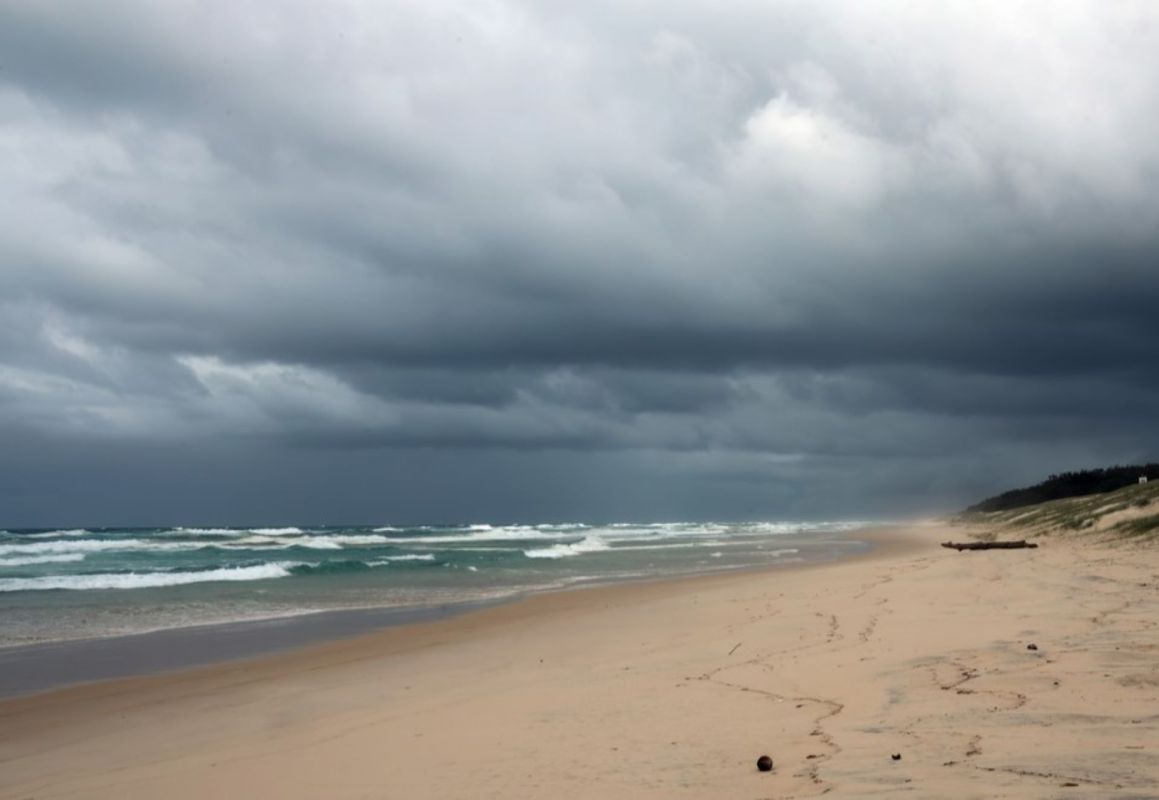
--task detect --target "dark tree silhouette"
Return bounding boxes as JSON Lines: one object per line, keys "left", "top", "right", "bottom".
{"left": 967, "top": 464, "right": 1159, "bottom": 513}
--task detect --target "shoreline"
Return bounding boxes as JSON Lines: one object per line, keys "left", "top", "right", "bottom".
{"left": 0, "top": 520, "right": 873, "bottom": 650}
{"left": 0, "top": 527, "right": 892, "bottom": 699}
{"left": 5, "top": 520, "right": 1154, "bottom": 797}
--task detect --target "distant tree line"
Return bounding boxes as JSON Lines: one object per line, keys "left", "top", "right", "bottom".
{"left": 967, "top": 464, "right": 1159, "bottom": 513}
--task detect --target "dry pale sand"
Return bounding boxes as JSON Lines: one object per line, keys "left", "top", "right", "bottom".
{"left": 1, "top": 522, "right": 1157, "bottom": 799}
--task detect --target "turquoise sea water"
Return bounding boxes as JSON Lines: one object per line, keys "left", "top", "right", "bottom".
{"left": 0, "top": 521, "right": 871, "bottom": 646}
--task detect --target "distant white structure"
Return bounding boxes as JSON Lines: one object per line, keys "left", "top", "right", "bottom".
{"left": 1141, "top": 476, "right": 1149, "bottom": 484}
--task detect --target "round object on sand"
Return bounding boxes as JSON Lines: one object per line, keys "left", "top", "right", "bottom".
{"left": 756, "top": 755, "right": 774, "bottom": 772}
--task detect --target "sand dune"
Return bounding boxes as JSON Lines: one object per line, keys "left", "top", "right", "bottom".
{"left": 1, "top": 522, "right": 1157, "bottom": 798}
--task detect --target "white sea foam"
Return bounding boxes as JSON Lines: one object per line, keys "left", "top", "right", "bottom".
{"left": 291, "top": 538, "right": 342, "bottom": 550}
{"left": 598, "top": 520, "right": 866, "bottom": 538}
{"left": 0, "top": 562, "right": 298, "bottom": 592}
{"left": 213, "top": 534, "right": 391, "bottom": 551}
{"left": 441, "top": 546, "right": 523, "bottom": 552}
{"left": 386, "top": 528, "right": 575, "bottom": 545}
{"left": 25, "top": 529, "right": 89, "bottom": 538}
{"left": 742, "top": 521, "right": 868, "bottom": 535}
{"left": 275, "top": 534, "right": 389, "bottom": 550}
{"left": 384, "top": 519, "right": 858, "bottom": 548}
{"left": 247, "top": 527, "right": 305, "bottom": 536}
{"left": 0, "top": 539, "right": 189, "bottom": 556}
{"left": 523, "top": 534, "right": 611, "bottom": 559}
{"left": 321, "top": 535, "right": 391, "bottom": 547}
{"left": 0, "top": 553, "right": 87, "bottom": 567}
{"left": 372, "top": 526, "right": 402, "bottom": 532}
{"left": 367, "top": 554, "right": 437, "bottom": 566}
{"left": 605, "top": 523, "right": 728, "bottom": 538}
{"left": 555, "top": 524, "right": 723, "bottom": 544}
{"left": 211, "top": 536, "right": 288, "bottom": 548}
{"left": 171, "top": 527, "right": 239, "bottom": 536}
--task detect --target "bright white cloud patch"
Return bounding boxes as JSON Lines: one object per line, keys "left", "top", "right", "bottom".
{"left": 735, "top": 91, "right": 904, "bottom": 207}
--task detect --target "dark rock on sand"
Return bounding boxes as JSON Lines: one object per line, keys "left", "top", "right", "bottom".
{"left": 756, "top": 755, "right": 774, "bottom": 772}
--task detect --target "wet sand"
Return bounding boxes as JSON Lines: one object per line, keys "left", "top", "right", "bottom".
{"left": 1, "top": 522, "right": 1156, "bottom": 798}
{"left": 0, "top": 600, "right": 500, "bottom": 699}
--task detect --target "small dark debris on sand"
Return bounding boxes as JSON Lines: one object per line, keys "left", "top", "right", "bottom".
{"left": 756, "top": 755, "right": 774, "bottom": 772}
{"left": 1027, "top": 643, "right": 1039, "bottom": 651}
{"left": 891, "top": 753, "right": 902, "bottom": 761}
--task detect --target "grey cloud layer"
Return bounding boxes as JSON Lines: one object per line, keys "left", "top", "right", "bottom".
{"left": 1, "top": 0, "right": 1157, "bottom": 523}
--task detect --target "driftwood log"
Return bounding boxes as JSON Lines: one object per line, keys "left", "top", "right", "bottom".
{"left": 941, "top": 540, "right": 1038, "bottom": 551}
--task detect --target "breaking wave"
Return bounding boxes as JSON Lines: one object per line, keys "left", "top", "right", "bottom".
{"left": 24, "top": 529, "right": 90, "bottom": 538}
{"left": 0, "top": 563, "right": 297, "bottom": 592}
{"left": 170, "top": 527, "right": 238, "bottom": 536}
{"left": 385, "top": 528, "right": 574, "bottom": 545}
{"left": 0, "top": 539, "right": 188, "bottom": 557}
{"left": 0, "top": 553, "right": 87, "bottom": 567}
{"left": 524, "top": 534, "right": 611, "bottom": 559}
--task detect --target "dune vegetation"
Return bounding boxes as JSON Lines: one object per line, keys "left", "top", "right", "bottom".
{"left": 956, "top": 478, "right": 1159, "bottom": 541}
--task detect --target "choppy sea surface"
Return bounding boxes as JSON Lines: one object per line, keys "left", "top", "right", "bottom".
{"left": 0, "top": 521, "right": 872, "bottom": 646}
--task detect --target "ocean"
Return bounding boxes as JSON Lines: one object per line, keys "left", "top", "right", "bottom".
{"left": 0, "top": 521, "right": 872, "bottom": 648}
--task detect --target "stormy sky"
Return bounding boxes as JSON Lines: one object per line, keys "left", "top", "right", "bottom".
{"left": 1, "top": 1, "right": 1157, "bottom": 526}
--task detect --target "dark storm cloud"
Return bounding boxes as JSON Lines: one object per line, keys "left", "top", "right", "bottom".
{"left": 1, "top": 0, "right": 1158, "bottom": 524}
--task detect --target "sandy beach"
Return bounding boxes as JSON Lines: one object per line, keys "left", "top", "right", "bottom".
{"left": 1, "top": 521, "right": 1157, "bottom": 799}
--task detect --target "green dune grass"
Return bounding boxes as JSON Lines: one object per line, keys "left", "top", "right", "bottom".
{"left": 955, "top": 479, "right": 1159, "bottom": 541}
